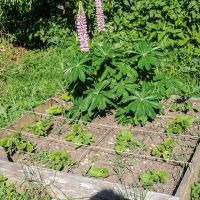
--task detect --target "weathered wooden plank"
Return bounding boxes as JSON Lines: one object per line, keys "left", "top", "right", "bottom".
{"left": 0, "top": 159, "right": 179, "bottom": 200}
{"left": 175, "top": 142, "right": 200, "bottom": 200}
{"left": 0, "top": 147, "right": 8, "bottom": 161}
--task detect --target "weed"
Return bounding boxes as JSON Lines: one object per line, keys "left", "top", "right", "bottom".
{"left": 192, "top": 182, "right": 200, "bottom": 200}
{"left": 0, "top": 174, "right": 51, "bottom": 200}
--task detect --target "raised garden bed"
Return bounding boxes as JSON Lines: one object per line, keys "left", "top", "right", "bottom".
{"left": 0, "top": 94, "right": 200, "bottom": 200}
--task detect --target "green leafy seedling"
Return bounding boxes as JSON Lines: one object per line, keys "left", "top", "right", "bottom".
{"left": 151, "top": 138, "right": 175, "bottom": 159}
{"left": 65, "top": 124, "right": 95, "bottom": 148}
{"left": 61, "top": 92, "right": 74, "bottom": 102}
{"left": 47, "top": 105, "right": 63, "bottom": 115}
{"left": 0, "top": 132, "right": 36, "bottom": 154}
{"left": 88, "top": 167, "right": 110, "bottom": 178}
{"left": 170, "top": 98, "right": 193, "bottom": 113}
{"left": 166, "top": 115, "right": 195, "bottom": 134}
{"left": 115, "top": 130, "right": 143, "bottom": 154}
{"left": 33, "top": 150, "right": 75, "bottom": 171}
{"left": 26, "top": 118, "right": 53, "bottom": 136}
{"left": 140, "top": 170, "right": 169, "bottom": 189}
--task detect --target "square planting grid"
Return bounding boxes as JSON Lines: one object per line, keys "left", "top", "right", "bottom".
{"left": 73, "top": 148, "right": 183, "bottom": 195}
{"left": 0, "top": 96, "right": 200, "bottom": 197}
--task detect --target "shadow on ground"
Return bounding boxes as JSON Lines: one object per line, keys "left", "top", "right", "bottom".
{"left": 89, "top": 189, "right": 127, "bottom": 200}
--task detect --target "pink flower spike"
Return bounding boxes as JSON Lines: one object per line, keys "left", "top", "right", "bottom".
{"left": 76, "top": 2, "right": 90, "bottom": 52}
{"left": 95, "top": 0, "right": 106, "bottom": 32}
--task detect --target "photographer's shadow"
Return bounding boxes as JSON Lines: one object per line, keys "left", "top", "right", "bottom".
{"left": 90, "top": 189, "right": 128, "bottom": 200}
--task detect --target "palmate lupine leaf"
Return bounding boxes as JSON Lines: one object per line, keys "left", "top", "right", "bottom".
{"left": 111, "top": 78, "right": 138, "bottom": 98}
{"left": 82, "top": 81, "right": 115, "bottom": 113}
{"left": 67, "top": 81, "right": 115, "bottom": 121}
{"left": 64, "top": 53, "right": 92, "bottom": 84}
{"left": 127, "top": 41, "right": 162, "bottom": 70}
{"left": 154, "top": 73, "right": 183, "bottom": 97}
{"left": 116, "top": 83, "right": 163, "bottom": 125}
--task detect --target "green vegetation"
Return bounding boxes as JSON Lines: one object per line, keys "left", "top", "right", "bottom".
{"left": 33, "top": 150, "right": 75, "bottom": 171}
{"left": 26, "top": 118, "right": 53, "bottom": 137}
{"left": 65, "top": 124, "right": 95, "bottom": 148}
{"left": 61, "top": 92, "right": 74, "bottom": 102}
{"left": 114, "top": 130, "right": 143, "bottom": 155}
{"left": 170, "top": 98, "right": 193, "bottom": 113}
{"left": 0, "top": 174, "right": 51, "bottom": 200}
{"left": 0, "top": 132, "right": 35, "bottom": 154}
{"left": 66, "top": 40, "right": 164, "bottom": 125}
{"left": 0, "top": 0, "right": 199, "bottom": 128}
{"left": 166, "top": 115, "right": 195, "bottom": 134}
{"left": 0, "top": 44, "right": 66, "bottom": 129}
{"left": 47, "top": 105, "right": 64, "bottom": 115}
{"left": 192, "top": 182, "right": 200, "bottom": 200}
{"left": 151, "top": 138, "right": 175, "bottom": 159}
{"left": 140, "top": 170, "right": 170, "bottom": 189}
{"left": 88, "top": 167, "right": 110, "bottom": 178}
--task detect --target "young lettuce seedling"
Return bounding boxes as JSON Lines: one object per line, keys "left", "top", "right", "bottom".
{"left": 26, "top": 118, "right": 53, "bottom": 136}
{"left": 47, "top": 105, "right": 64, "bottom": 115}
{"left": 0, "top": 132, "right": 36, "bottom": 154}
{"left": 151, "top": 138, "right": 175, "bottom": 160}
{"left": 65, "top": 124, "right": 95, "bottom": 148}
{"left": 140, "top": 170, "right": 169, "bottom": 189}
{"left": 115, "top": 130, "right": 144, "bottom": 154}
{"left": 88, "top": 167, "right": 110, "bottom": 178}
{"left": 166, "top": 115, "right": 195, "bottom": 134}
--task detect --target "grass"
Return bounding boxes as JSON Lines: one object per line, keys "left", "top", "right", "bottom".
{"left": 0, "top": 39, "right": 67, "bottom": 128}
{"left": 0, "top": 173, "right": 51, "bottom": 200}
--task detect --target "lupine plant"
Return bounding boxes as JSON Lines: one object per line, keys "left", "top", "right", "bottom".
{"left": 65, "top": 39, "right": 165, "bottom": 125}
{"left": 95, "top": 0, "right": 105, "bottom": 32}
{"left": 76, "top": 2, "right": 90, "bottom": 52}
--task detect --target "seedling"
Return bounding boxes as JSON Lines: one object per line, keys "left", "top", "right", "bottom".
{"left": 166, "top": 115, "right": 195, "bottom": 134}
{"left": 170, "top": 97, "right": 193, "bottom": 113}
{"left": 0, "top": 132, "right": 36, "bottom": 154}
{"left": 61, "top": 92, "right": 74, "bottom": 102}
{"left": 33, "top": 150, "right": 75, "bottom": 171}
{"left": 47, "top": 105, "right": 63, "bottom": 115}
{"left": 88, "top": 167, "right": 110, "bottom": 178}
{"left": 151, "top": 138, "right": 175, "bottom": 159}
{"left": 65, "top": 124, "right": 95, "bottom": 148}
{"left": 140, "top": 170, "right": 169, "bottom": 189}
{"left": 26, "top": 118, "right": 53, "bottom": 136}
{"left": 115, "top": 130, "right": 144, "bottom": 155}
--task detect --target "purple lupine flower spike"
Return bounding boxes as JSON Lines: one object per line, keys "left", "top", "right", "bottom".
{"left": 76, "top": 2, "right": 90, "bottom": 52}
{"left": 95, "top": 0, "right": 105, "bottom": 32}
